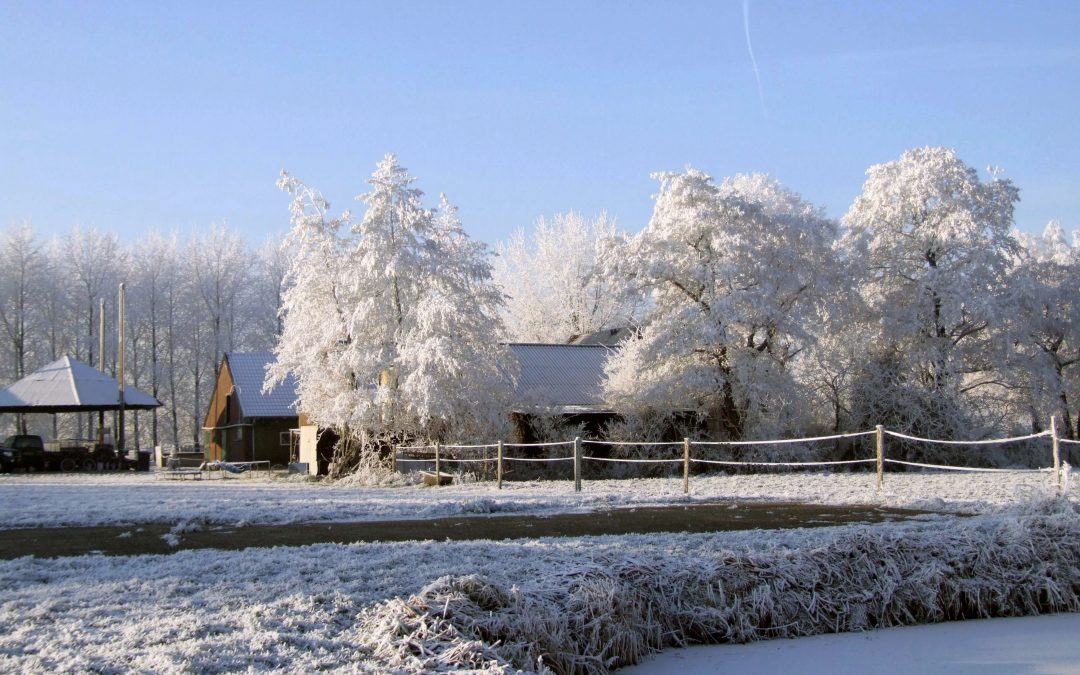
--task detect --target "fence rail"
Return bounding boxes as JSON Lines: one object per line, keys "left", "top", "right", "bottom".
{"left": 394, "top": 420, "right": 1073, "bottom": 494}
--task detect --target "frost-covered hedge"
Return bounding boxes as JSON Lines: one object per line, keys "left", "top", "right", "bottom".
{"left": 358, "top": 500, "right": 1080, "bottom": 674}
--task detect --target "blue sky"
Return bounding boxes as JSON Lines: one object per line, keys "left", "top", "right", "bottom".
{"left": 2, "top": 1, "right": 1078, "bottom": 246}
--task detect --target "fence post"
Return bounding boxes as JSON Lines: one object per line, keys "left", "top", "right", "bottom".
{"left": 683, "top": 437, "right": 690, "bottom": 495}
{"left": 392, "top": 444, "right": 398, "bottom": 474}
{"left": 497, "top": 440, "right": 504, "bottom": 490}
{"left": 875, "top": 425, "right": 884, "bottom": 491}
{"left": 573, "top": 437, "right": 581, "bottom": 492}
{"left": 434, "top": 442, "right": 441, "bottom": 486}
{"left": 1051, "top": 415, "right": 1061, "bottom": 492}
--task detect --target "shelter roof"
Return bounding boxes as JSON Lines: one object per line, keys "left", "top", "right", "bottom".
{"left": 225, "top": 352, "right": 298, "bottom": 418}
{"left": 0, "top": 356, "right": 160, "bottom": 413}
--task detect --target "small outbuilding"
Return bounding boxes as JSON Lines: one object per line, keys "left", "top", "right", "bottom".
{"left": 202, "top": 352, "right": 299, "bottom": 465}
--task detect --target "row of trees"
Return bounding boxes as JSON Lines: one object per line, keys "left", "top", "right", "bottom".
{"left": 496, "top": 148, "right": 1078, "bottom": 445}
{"left": 274, "top": 148, "right": 1077, "bottom": 476}
{"left": 4, "top": 146, "right": 1076, "bottom": 464}
{"left": 0, "top": 223, "right": 287, "bottom": 447}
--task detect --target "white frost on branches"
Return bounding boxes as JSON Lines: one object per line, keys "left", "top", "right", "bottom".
{"left": 1008, "top": 222, "right": 1080, "bottom": 437}
{"left": 493, "top": 212, "right": 639, "bottom": 343}
{"left": 268, "top": 155, "right": 513, "bottom": 451}
{"left": 842, "top": 147, "right": 1021, "bottom": 438}
{"left": 600, "top": 170, "right": 839, "bottom": 440}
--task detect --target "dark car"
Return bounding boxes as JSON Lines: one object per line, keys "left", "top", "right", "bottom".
{"left": 0, "top": 435, "right": 46, "bottom": 472}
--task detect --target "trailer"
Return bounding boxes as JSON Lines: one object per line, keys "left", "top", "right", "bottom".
{"left": 0, "top": 435, "right": 149, "bottom": 473}
{"left": 45, "top": 441, "right": 139, "bottom": 472}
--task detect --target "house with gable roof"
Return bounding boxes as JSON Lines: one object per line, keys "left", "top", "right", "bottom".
{"left": 201, "top": 352, "right": 300, "bottom": 465}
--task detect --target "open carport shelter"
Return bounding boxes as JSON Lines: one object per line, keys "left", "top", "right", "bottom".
{"left": 0, "top": 356, "right": 161, "bottom": 440}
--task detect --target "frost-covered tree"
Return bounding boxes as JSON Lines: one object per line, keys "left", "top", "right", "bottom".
{"left": 128, "top": 232, "right": 178, "bottom": 447}
{"left": 842, "top": 147, "right": 1020, "bottom": 437}
{"left": 63, "top": 225, "right": 124, "bottom": 367}
{"left": 252, "top": 234, "right": 290, "bottom": 340}
{"left": 0, "top": 222, "right": 45, "bottom": 385}
{"left": 1007, "top": 222, "right": 1080, "bottom": 437}
{"left": 601, "top": 171, "right": 840, "bottom": 440}
{"left": 396, "top": 195, "right": 513, "bottom": 440}
{"left": 800, "top": 321, "right": 864, "bottom": 435}
{"left": 0, "top": 222, "right": 47, "bottom": 433}
{"left": 267, "top": 172, "right": 354, "bottom": 439}
{"left": 63, "top": 225, "right": 125, "bottom": 438}
{"left": 493, "top": 212, "right": 639, "bottom": 342}
{"left": 189, "top": 224, "right": 249, "bottom": 368}
{"left": 269, "top": 155, "right": 512, "bottom": 472}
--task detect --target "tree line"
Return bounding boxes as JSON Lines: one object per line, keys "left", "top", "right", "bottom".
{"left": 3, "top": 146, "right": 1077, "bottom": 466}
{"left": 0, "top": 223, "right": 287, "bottom": 448}
{"left": 496, "top": 148, "right": 1078, "bottom": 452}
{"left": 273, "top": 148, "right": 1077, "bottom": 475}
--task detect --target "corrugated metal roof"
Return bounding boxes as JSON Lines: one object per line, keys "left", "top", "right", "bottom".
{"left": 508, "top": 343, "right": 611, "bottom": 410}
{"left": 226, "top": 352, "right": 299, "bottom": 418}
{"left": 0, "top": 356, "right": 160, "bottom": 412}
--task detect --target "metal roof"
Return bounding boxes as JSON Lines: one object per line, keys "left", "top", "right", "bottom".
{"left": 508, "top": 343, "right": 611, "bottom": 411}
{"left": 226, "top": 352, "right": 299, "bottom": 418}
{"left": 217, "top": 345, "right": 608, "bottom": 419}
{"left": 0, "top": 356, "right": 161, "bottom": 413}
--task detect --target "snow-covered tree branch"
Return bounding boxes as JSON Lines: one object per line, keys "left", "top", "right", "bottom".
{"left": 268, "top": 155, "right": 514, "bottom": 472}
{"left": 601, "top": 170, "right": 840, "bottom": 440}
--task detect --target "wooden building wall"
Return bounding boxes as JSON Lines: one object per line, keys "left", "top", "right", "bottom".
{"left": 202, "top": 358, "right": 297, "bottom": 465}
{"left": 202, "top": 360, "right": 241, "bottom": 461}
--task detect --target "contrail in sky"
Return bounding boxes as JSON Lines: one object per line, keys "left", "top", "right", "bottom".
{"left": 743, "top": 0, "right": 768, "bottom": 117}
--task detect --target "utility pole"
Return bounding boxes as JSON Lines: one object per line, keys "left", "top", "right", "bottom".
{"left": 118, "top": 283, "right": 126, "bottom": 454}
{"left": 98, "top": 298, "right": 105, "bottom": 447}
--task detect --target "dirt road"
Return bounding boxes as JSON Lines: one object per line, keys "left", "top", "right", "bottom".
{"left": 0, "top": 502, "right": 935, "bottom": 559}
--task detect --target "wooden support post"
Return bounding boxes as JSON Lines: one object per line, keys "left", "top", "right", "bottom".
{"left": 117, "top": 282, "right": 126, "bottom": 454}
{"left": 573, "top": 437, "right": 581, "bottom": 492}
{"left": 1051, "top": 415, "right": 1061, "bottom": 492}
{"left": 683, "top": 437, "right": 690, "bottom": 495}
{"left": 434, "top": 442, "right": 441, "bottom": 486}
{"left": 875, "top": 425, "right": 884, "bottom": 491}
{"left": 392, "top": 444, "right": 397, "bottom": 474}
{"left": 97, "top": 298, "right": 105, "bottom": 446}
{"left": 497, "top": 440, "right": 504, "bottom": 489}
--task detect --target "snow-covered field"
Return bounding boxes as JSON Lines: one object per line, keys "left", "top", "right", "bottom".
{"left": 0, "top": 467, "right": 1073, "bottom": 530}
{"left": 0, "top": 470, "right": 1076, "bottom": 673}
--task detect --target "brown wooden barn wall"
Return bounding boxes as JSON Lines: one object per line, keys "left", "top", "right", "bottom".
{"left": 202, "top": 358, "right": 296, "bottom": 465}
{"left": 203, "top": 359, "right": 239, "bottom": 461}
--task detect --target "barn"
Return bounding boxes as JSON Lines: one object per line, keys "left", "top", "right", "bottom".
{"left": 201, "top": 352, "right": 299, "bottom": 466}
